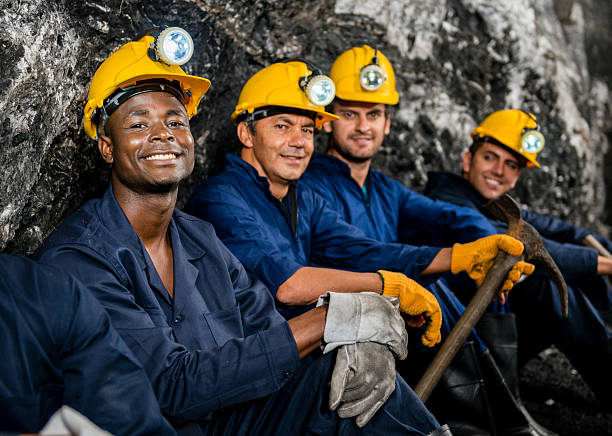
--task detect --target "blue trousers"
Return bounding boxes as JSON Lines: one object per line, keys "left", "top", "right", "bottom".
{"left": 197, "top": 350, "right": 441, "bottom": 436}
{"left": 506, "top": 272, "right": 611, "bottom": 368}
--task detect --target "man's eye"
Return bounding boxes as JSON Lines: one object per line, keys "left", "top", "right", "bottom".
{"left": 303, "top": 128, "right": 314, "bottom": 135}
{"left": 130, "top": 123, "right": 146, "bottom": 129}
{"left": 275, "top": 124, "right": 288, "bottom": 130}
{"left": 169, "top": 121, "right": 185, "bottom": 127}
{"left": 341, "top": 112, "right": 354, "bottom": 119}
{"left": 368, "top": 112, "right": 381, "bottom": 119}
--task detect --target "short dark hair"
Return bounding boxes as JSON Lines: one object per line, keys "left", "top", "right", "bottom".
{"left": 469, "top": 136, "right": 528, "bottom": 168}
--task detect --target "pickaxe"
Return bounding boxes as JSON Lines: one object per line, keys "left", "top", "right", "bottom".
{"left": 414, "top": 193, "right": 569, "bottom": 402}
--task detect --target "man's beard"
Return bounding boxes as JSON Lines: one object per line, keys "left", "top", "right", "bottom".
{"left": 329, "top": 138, "right": 373, "bottom": 164}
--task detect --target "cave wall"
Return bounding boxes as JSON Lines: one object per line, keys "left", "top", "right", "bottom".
{"left": 1, "top": 0, "right": 610, "bottom": 254}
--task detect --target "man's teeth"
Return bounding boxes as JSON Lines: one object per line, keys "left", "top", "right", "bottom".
{"left": 485, "top": 177, "right": 501, "bottom": 186}
{"left": 145, "top": 153, "right": 177, "bottom": 161}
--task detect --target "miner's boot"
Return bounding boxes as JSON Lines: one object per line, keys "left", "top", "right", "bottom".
{"left": 426, "top": 341, "right": 495, "bottom": 436}
{"left": 479, "top": 350, "right": 558, "bottom": 436}
{"left": 476, "top": 313, "right": 519, "bottom": 397}
{"left": 477, "top": 313, "right": 555, "bottom": 435}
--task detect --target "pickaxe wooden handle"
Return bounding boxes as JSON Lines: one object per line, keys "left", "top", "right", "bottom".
{"left": 583, "top": 234, "right": 612, "bottom": 259}
{"left": 414, "top": 194, "right": 568, "bottom": 403}
{"left": 414, "top": 251, "right": 521, "bottom": 401}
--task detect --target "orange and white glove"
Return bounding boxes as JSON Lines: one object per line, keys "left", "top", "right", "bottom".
{"left": 451, "top": 234, "right": 534, "bottom": 288}
{"left": 378, "top": 270, "right": 442, "bottom": 347}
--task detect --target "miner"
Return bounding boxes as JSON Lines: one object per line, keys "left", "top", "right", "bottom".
{"left": 297, "top": 46, "right": 563, "bottom": 435}
{"left": 424, "top": 108, "right": 612, "bottom": 412}
{"left": 36, "top": 28, "right": 450, "bottom": 436}
{"left": 185, "top": 55, "right": 535, "bottom": 435}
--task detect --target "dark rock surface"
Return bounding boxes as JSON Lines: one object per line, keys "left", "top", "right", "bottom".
{"left": 1, "top": 0, "right": 611, "bottom": 254}
{"left": 1, "top": 0, "right": 612, "bottom": 433}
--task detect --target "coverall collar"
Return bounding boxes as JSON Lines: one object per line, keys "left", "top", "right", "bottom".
{"left": 96, "top": 185, "right": 207, "bottom": 270}
{"left": 425, "top": 171, "right": 489, "bottom": 211}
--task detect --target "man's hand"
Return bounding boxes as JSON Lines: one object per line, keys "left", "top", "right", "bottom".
{"left": 497, "top": 260, "right": 535, "bottom": 304}
{"left": 329, "top": 342, "right": 396, "bottom": 427}
{"left": 378, "top": 270, "right": 442, "bottom": 347}
{"left": 451, "top": 235, "right": 534, "bottom": 293}
{"left": 317, "top": 292, "right": 408, "bottom": 359}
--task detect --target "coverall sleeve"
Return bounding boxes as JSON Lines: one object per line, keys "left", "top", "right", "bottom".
{"left": 396, "top": 186, "right": 498, "bottom": 246}
{"left": 524, "top": 209, "right": 612, "bottom": 254}
{"left": 307, "top": 192, "right": 441, "bottom": 279}
{"left": 214, "top": 229, "right": 300, "bottom": 335}
{"left": 38, "top": 246, "right": 299, "bottom": 423}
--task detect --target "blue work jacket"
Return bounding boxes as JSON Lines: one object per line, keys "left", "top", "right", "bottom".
{"left": 302, "top": 154, "right": 498, "bottom": 245}
{"left": 36, "top": 187, "right": 300, "bottom": 427}
{"left": 0, "top": 254, "right": 175, "bottom": 436}
{"left": 185, "top": 154, "right": 441, "bottom": 319}
{"left": 424, "top": 171, "right": 606, "bottom": 282}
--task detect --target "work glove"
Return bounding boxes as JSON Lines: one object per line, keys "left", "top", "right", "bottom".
{"left": 451, "top": 235, "right": 534, "bottom": 292}
{"left": 317, "top": 291, "right": 408, "bottom": 359}
{"left": 378, "top": 270, "right": 442, "bottom": 347}
{"left": 330, "top": 341, "right": 396, "bottom": 428}
{"left": 40, "top": 405, "right": 112, "bottom": 435}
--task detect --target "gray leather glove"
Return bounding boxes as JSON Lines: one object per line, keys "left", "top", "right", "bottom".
{"left": 317, "top": 291, "right": 408, "bottom": 359}
{"left": 330, "top": 342, "right": 397, "bottom": 427}
{"left": 40, "top": 405, "right": 113, "bottom": 435}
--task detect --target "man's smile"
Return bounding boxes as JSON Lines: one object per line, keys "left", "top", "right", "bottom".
{"left": 144, "top": 152, "right": 180, "bottom": 161}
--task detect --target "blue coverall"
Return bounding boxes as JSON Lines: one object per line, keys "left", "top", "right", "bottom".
{"left": 185, "top": 154, "right": 495, "bottom": 357}
{"left": 0, "top": 254, "right": 175, "bottom": 436}
{"left": 37, "top": 186, "right": 440, "bottom": 436}
{"left": 424, "top": 171, "right": 611, "bottom": 366}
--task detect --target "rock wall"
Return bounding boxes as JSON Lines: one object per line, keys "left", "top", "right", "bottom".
{"left": 1, "top": 0, "right": 611, "bottom": 254}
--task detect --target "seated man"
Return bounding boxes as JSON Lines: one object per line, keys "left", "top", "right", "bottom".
{"left": 300, "top": 45, "right": 565, "bottom": 435}
{"left": 424, "top": 109, "right": 612, "bottom": 411}
{"left": 185, "top": 57, "right": 538, "bottom": 435}
{"left": 0, "top": 254, "right": 174, "bottom": 436}
{"left": 36, "top": 29, "right": 448, "bottom": 436}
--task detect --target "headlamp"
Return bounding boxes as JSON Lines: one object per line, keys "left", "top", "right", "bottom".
{"left": 154, "top": 27, "right": 194, "bottom": 66}
{"left": 359, "top": 50, "right": 387, "bottom": 91}
{"left": 303, "top": 74, "right": 335, "bottom": 106}
{"left": 521, "top": 129, "right": 545, "bottom": 154}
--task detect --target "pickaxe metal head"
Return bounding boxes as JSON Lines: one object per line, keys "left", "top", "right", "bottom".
{"left": 485, "top": 194, "right": 569, "bottom": 317}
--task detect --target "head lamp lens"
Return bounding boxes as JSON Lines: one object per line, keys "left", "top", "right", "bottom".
{"left": 305, "top": 75, "right": 335, "bottom": 106}
{"left": 156, "top": 27, "right": 194, "bottom": 66}
{"left": 360, "top": 64, "right": 386, "bottom": 91}
{"left": 521, "top": 130, "right": 545, "bottom": 153}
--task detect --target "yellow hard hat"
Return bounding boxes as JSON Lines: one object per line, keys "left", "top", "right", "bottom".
{"left": 471, "top": 109, "right": 545, "bottom": 168}
{"left": 231, "top": 60, "right": 338, "bottom": 129}
{"left": 83, "top": 27, "right": 211, "bottom": 139}
{"left": 329, "top": 45, "right": 399, "bottom": 105}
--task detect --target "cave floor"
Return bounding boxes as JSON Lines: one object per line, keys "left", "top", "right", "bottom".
{"left": 520, "top": 347, "right": 612, "bottom": 435}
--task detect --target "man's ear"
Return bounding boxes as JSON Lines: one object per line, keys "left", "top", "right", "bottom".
{"left": 98, "top": 135, "right": 114, "bottom": 164}
{"left": 323, "top": 121, "right": 333, "bottom": 133}
{"left": 237, "top": 122, "right": 254, "bottom": 149}
{"left": 384, "top": 113, "right": 391, "bottom": 136}
{"left": 461, "top": 151, "right": 472, "bottom": 174}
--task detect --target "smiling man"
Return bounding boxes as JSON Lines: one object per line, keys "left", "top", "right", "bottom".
{"left": 185, "top": 59, "right": 544, "bottom": 436}
{"left": 425, "top": 109, "right": 612, "bottom": 412}
{"left": 36, "top": 31, "right": 449, "bottom": 436}
{"left": 297, "top": 46, "right": 564, "bottom": 436}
